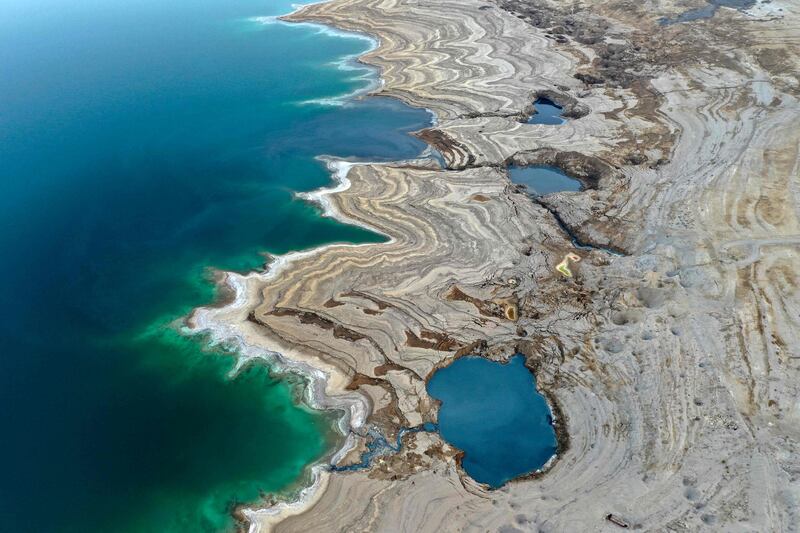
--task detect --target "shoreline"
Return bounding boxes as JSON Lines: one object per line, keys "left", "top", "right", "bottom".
{"left": 187, "top": 5, "right": 439, "bottom": 529}
{"left": 192, "top": 0, "right": 800, "bottom": 530}
{"left": 190, "top": 0, "right": 579, "bottom": 527}
{"left": 251, "top": 14, "right": 385, "bottom": 106}
{"left": 187, "top": 256, "right": 368, "bottom": 531}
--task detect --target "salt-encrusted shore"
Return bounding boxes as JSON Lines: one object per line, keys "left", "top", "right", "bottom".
{"left": 188, "top": 266, "right": 364, "bottom": 531}
{"left": 186, "top": 156, "right": 436, "bottom": 530}
{"left": 198, "top": 0, "right": 800, "bottom": 531}
{"left": 187, "top": 9, "right": 438, "bottom": 527}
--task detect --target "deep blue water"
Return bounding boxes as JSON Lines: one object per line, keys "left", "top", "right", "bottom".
{"left": 0, "top": 0, "right": 430, "bottom": 531}
{"left": 508, "top": 165, "right": 581, "bottom": 195}
{"left": 426, "top": 355, "right": 558, "bottom": 488}
{"left": 527, "top": 97, "right": 565, "bottom": 125}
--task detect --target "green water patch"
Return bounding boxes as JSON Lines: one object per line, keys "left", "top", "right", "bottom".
{"left": 83, "top": 326, "right": 339, "bottom": 533}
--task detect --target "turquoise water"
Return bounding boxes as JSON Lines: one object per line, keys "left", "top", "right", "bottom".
{"left": 508, "top": 165, "right": 581, "bottom": 196}
{"left": 0, "top": 0, "right": 430, "bottom": 531}
{"left": 527, "top": 97, "right": 565, "bottom": 125}
{"left": 427, "top": 355, "right": 558, "bottom": 488}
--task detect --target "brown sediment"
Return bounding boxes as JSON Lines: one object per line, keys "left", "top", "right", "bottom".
{"left": 444, "top": 285, "right": 511, "bottom": 320}
{"left": 404, "top": 329, "right": 463, "bottom": 351}
{"left": 373, "top": 361, "right": 407, "bottom": 376}
{"left": 412, "top": 129, "right": 474, "bottom": 169}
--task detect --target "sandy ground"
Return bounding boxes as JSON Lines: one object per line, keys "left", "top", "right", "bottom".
{"left": 191, "top": 0, "right": 800, "bottom": 530}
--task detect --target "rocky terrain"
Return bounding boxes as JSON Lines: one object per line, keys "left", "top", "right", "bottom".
{"left": 192, "top": 0, "right": 800, "bottom": 530}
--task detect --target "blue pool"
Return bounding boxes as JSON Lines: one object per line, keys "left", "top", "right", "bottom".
{"left": 427, "top": 355, "right": 558, "bottom": 488}
{"left": 528, "top": 97, "right": 566, "bottom": 125}
{"left": 508, "top": 165, "right": 581, "bottom": 196}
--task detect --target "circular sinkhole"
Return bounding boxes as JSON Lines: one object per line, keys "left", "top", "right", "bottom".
{"left": 427, "top": 354, "right": 558, "bottom": 488}
{"left": 527, "top": 97, "right": 567, "bottom": 125}
{"left": 508, "top": 164, "right": 582, "bottom": 196}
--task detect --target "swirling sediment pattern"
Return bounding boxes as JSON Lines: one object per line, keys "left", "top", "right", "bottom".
{"left": 195, "top": 0, "right": 800, "bottom": 530}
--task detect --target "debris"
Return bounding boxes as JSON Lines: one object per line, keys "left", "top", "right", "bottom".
{"left": 605, "top": 513, "right": 630, "bottom": 528}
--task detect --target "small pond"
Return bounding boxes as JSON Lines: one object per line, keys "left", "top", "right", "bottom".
{"left": 659, "top": 0, "right": 756, "bottom": 24}
{"left": 508, "top": 165, "right": 581, "bottom": 196}
{"left": 528, "top": 97, "right": 566, "bottom": 125}
{"left": 427, "top": 355, "right": 558, "bottom": 488}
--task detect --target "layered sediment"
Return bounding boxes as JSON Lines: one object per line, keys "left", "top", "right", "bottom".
{"left": 193, "top": 0, "right": 800, "bottom": 530}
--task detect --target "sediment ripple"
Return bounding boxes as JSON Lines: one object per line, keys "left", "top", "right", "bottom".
{"left": 193, "top": 0, "right": 800, "bottom": 530}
